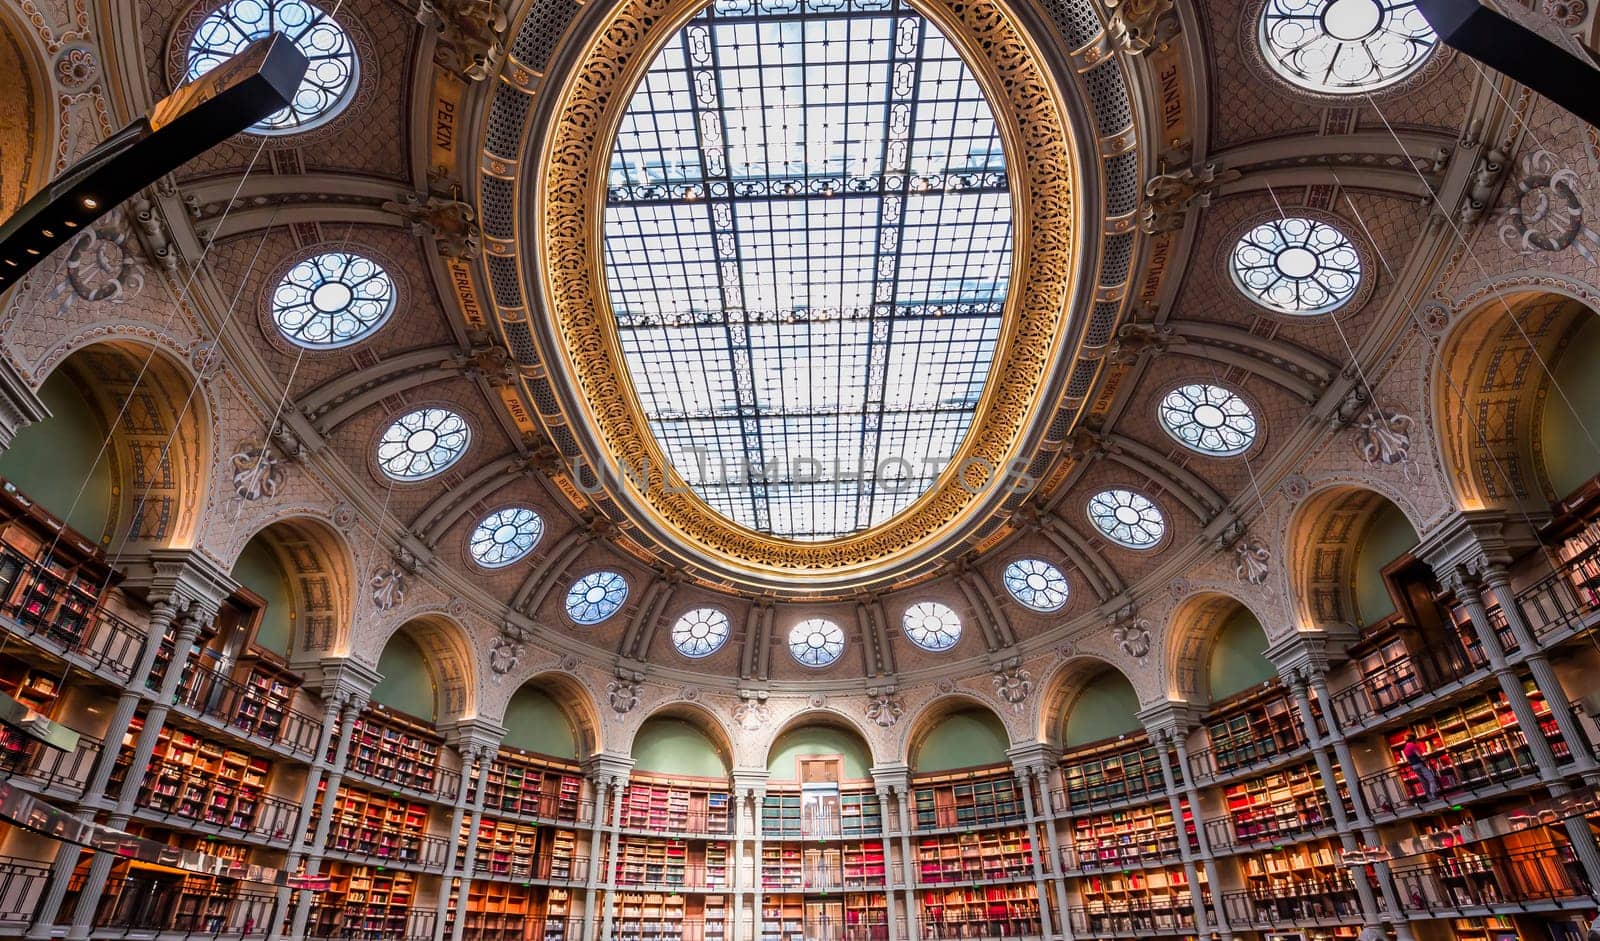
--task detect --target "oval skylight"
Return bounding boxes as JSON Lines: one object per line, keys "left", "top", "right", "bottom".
{"left": 672, "top": 608, "right": 731, "bottom": 659}
{"left": 566, "top": 571, "right": 629, "bottom": 624}
{"left": 272, "top": 251, "right": 394, "bottom": 348}
{"left": 1259, "top": 0, "right": 1436, "bottom": 94}
{"left": 1087, "top": 489, "right": 1166, "bottom": 549}
{"left": 1159, "top": 383, "right": 1258, "bottom": 456}
{"left": 1003, "top": 559, "right": 1069, "bottom": 612}
{"left": 789, "top": 618, "right": 845, "bottom": 668}
{"left": 376, "top": 408, "right": 470, "bottom": 481}
{"left": 602, "top": 0, "right": 1012, "bottom": 542}
{"left": 468, "top": 506, "right": 544, "bottom": 568}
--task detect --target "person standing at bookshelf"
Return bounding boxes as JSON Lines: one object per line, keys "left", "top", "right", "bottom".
{"left": 1402, "top": 733, "right": 1440, "bottom": 800}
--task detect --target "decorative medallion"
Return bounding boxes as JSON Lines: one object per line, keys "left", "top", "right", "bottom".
{"left": 489, "top": 621, "right": 526, "bottom": 677}
{"left": 230, "top": 444, "right": 284, "bottom": 501}
{"left": 732, "top": 691, "right": 769, "bottom": 732}
{"left": 369, "top": 564, "right": 407, "bottom": 610}
{"left": 1113, "top": 618, "right": 1153, "bottom": 660}
{"left": 1233, "top": 536, "right": 1271, "bottom": 585}
{"left": 1354, "top": 407, "right": 1414, "bottom": 470}
{"left": 608, "top": 669, "right": 643, "bottom": 714}
{"left": 992, "top": 660, "right": 1033, "bottom": 713}
{"left": 865, "top": 689, "right": 904, "bottom": 728}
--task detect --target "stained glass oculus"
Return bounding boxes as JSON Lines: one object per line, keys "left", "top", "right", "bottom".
{"left": 902, "top": 601, "right": 961, "bottom": 651}
{"left": 603, "top": 0, "right": 1012, "bottom": 542}
{"left": 672, "top": 608, "right": 731, "bottom": 658}
{"left": 566, "top": 571, "right": 629, "bottom": 624}
{"left": 1158, "top": 383, "right": 1258, "bottom": 456}
{"left": 1003, "top": 558, "right": 1068, "bottom": 612}
{"left": 186, "top": 0, "right": 359, "bottom": 133}
{"left": 376, "top": 408, "right": 470, "bottom": 481}
{"left": 789, "top": 617, "right": 846, "bottom": 667}
{"left": 468, "top": 507, "right": 544, "bottom": 568}
{"left": 272, "top": 252, "right": 394, "bottom": 348}
{"left": 1087, "top": 489, "right": 1166, "bottom": 549}
{"left": 1230, "top": 218, "right": 1361, "bottom": 315}
{"left": 1259, "top": 0, "right": 1436, "bottom": 94}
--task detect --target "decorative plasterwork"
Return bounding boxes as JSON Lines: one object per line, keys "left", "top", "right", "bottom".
{"left": 521, "top": 0, "right": 1089, "bottom": 591}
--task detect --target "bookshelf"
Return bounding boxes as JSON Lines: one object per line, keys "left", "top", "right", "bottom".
{"left": 317, "top": 782, "right": 431, "bottom": 863}
{"left": 460, "top": 882, "right": 580, "bottom": 941}
{"left": 463, "top": 818, "right": 578, "bottom": 881}
{"left": 612, "top": 891, "right": 729, "bottom": 941}
{"left": 915, "top": 829, "right": 1034, "bottom": 884}
{"left": 1060, "top": 737, "right": 1172, "bottom": 808}
{"left": 1203, "top": 686, "right": 1308, "bottom": 774}
{"left": 910, "top": 768, "right": 1023, "bottom": 829}
{"left": 1071, "top": 799, "right": 1197, "bottom": 870}
{"left": 1219, "top": 761, "right": 1343, "bottom": 846}
{"left": 1079, "top": 866, "right": 1206, "bottom": 934}
{"left": 760, "top": 894, "right": 887, "bottom": 940}
{"left": 1234, "top": 841, "right": 1360, "bottom": 923}
{"left": 482, "top": 750, "right": 584, "bottom": 822}
{"left": 619, "top": 775, "right": 732, "bottom": 834}
{"left": 343, "top": 707, "right": 442, "bottom": 793}
{"left": 919, "top": 884, "right": 1041, "bottom": 937}
{"left": 109, "top": 721, "right": 271, "bottom": 830}
{"left": 310, "top": 863, "right": 418, "bottom": 938}
{"left": 762, "top": 788, "right": 883, "bottom": 840}
{"left": 0, "top": 482, "right": 115, "bottom": 644}
{"left": 231, "top": 655, "right": 298, "bottom": 741}
{"left": 1384, "top": 680, "right": 1568, "bottom": 800}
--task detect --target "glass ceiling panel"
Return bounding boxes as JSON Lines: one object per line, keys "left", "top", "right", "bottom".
{"left": 603, "top": 0, "right": 1012, "bottom": 541}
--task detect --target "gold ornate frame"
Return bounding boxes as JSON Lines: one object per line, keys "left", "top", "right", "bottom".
{"left": 531, "top": 0, "right": 1086, "bottom": 586}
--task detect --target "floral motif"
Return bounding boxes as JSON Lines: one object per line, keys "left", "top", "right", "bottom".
{"left": 1354, "top": 407, "right": 1414, "bottom": 470}
{"left": 1543, "top": 0, "right": 1586, "bottom": 25}
{"left": 489, "top": 621, "right": 527, "bottom": 677}
{"left": 865, "top": 690, "right": 903, "bottom": 728}
{"left": 369, "top": 565, "right": 407, "bottom": 611}
{"left": 1113, "top": 619, "right": 1152, "bottom": 659}
{"left": 1234, "top": 537, "right": 1271, "bottom": 585}
{"left": 993, "top": 662, "right": 1033, "bottom": 713}
{"left": 230, "top": 445, "right": 284, "bottom": 501}
{"left": 54, "top": 45, "right": 97, "bottom": 89}
{"left": 732, "top": 692, "right": 769, "bottom": 731}
{"left": 608, "top": 670, "right": 642, "bottom": 714}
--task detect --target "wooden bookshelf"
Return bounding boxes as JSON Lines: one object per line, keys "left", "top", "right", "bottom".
{"left": 915, "top": 828, "right": 1034, "bottom": 884}
{"left": 1071, "top": 799, "right": 1196, "bottom": 870}
{"left": 310, "top": 863, "right": 418, "bottom": 938}
{"left": 483, "top": 750, "right": 584, "bottom": 822}
{"left": 1235, "top": 840, "right": 1360, "bottom": 922}
{"left": 919, "top": 884, "right": 1040, "bottom": 937}
{"left": 0, "top": 480, "right": 116, "bottom": 644}
{"left": 231, "top": 654, "right": 298, "bottom": 741}
{"left": 1219, "top": 761, "right": 1343, "bottom": 846}
{"left": 316, "top": 782, "right": 431, "bottom": 863}
{"left": 343, "top": 706, "right": 442, "bottom": 793}
{"left": 910, "top": 767, "right": 1023, "bottom": 829}
{"left": 1203, "top": 685, "right": 1307, "bottom": 774}
{"left": 1079, "top": 866, "right": 1206, "bottom": 933}
{"left": 1060, "top": 737, "right": 1171, "bottom": 808}
{"left": 109, "top": 720, "right": 270, "bottom": 830}
{"left": 1385, "top": 680, "right": 1567, "bottom": 798}
{"left": 760, "top": 893, "right": 887, "bottom": 940}
{"left": 463, "top": 818, "right": 578, "bottom": 881}
{"left": 612, "top": 891, "right": 728, "bottom": 941}
{"left": 619, "top": 774, "right": 732, "bottom": 834}
{"left": 761, "top": 788, "right": 883, "bottom": 840}
{"left": 460, "top": 882, "right": 578, "bottom": 941}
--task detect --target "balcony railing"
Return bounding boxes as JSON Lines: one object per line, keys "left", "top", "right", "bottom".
{"left": 1359, "top": 729, "right": 1552, "bottom": 816}
{"left": 5, "top": 731, "right": 101, "bottom": 798}
{"left": 305, "top": 904, "right": 437, "bottom": 941}
{"left": 920, "top": 915, "right": 1045, "bottom": 940}
{"left": 1387, "top": 847, "right": 1590, "bottom": 912}
{"left": 0, "top": 588, "right": 144, "bottom": 685}
{"left": 0, "top": 857, "right": 50, "bottom": 929}
{"left": 1221, "top": 885, "right": 1363, "bottom": 926}
{"left": 1067, "top": 898, "right": 1208, "bottom": 937}
{"left": 472, "top": 853, "right": 593, "bottom": 884}
{"left": 66, "top": 874, "right": 279, "bottom": 937}
{"left": 1204, "top": 788, "right": 1345, "bottom": 849}
{"left": 1518, "top": 565, "right": 1599, "bottom": 640}
{"left": 165, "top": 661, "right": 322, "bottom": 759}
{"left": 1329, "top": 643, "right": 1477, "bottom": 729}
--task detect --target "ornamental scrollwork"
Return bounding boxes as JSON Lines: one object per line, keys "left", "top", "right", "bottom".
{"left": 865, "top": 688, "right": 904, "bottom": 728}
{"left": 488, "top": 621, "right": 526, "bottom": 678}
{"left": 369, "top": 565, "right": 408, "bottom": 611}
{"left": 1104, "top": 0, "right": 1178, "bottom": 54}
{"left": 49, "top": 223, "right": 146, "bottom": 316}
{"left": 732, "top": 690, "right": 769, "bottom": 731}
{"left": 1354, "top": 407, "right": 1415, "bottom": 474}
{"left": 992, "top": 660, "right": 1033, "bottom": 713}
{"left": 1498, "top": 149, "right": 1600, "bottom": 263}
{"left": 608, "top": 669, "right": 643, "bottom": 714}
{"left": 1233, "top": 537, "right": 1271, "bottom": 586}
{"left": 1112, "top": 618, "right": 1152, "bottom": 660}
{"left": 230, "top": 445, "right": 285, "bottom": 501}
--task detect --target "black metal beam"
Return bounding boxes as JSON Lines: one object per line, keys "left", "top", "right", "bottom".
{"left": 1416, "top": 0, "right": 1600, "bottom": 128}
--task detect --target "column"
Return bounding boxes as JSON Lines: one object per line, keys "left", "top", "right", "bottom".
{"left": 1150, "top": 730, "right": 1210, "bottom": 940}
{"left": 1481, "top": 564, "right": 1599, "bottom": 773}
{"left": 599, "top": 772, "right": 625, "bottom": 941}
{"left": 893, "top": 790, "right": 918, "bottom": 938}
{"left": 583, "top": 778, "right": 609, "bottom": 941}
{"left": 748, "top": 786, "right": 765, "bottom": 941}
{"left": 1450, "top": 570, "right": 1600, "bottom": 891}
{"left": 450, "top": 744, "right": 495, "bottom": 941}
{"left": 876, "top": 787, "right": 899, "bottom": 941}
{"left": 1013, "top": 766, "right": 1055, "bottom": 938}
{"left": 1284, "top": 673, "right": 1386, "bottom": 933}
{"left": 433, "top": 753, "right": 477, "bottom": 941}
{"left": 26, "top": 597, "right": 183, "bottom": 939}
{"left": 66, "top": 604, "right": 208, "bottom": 940}
{"left": 1305, "top": 672, "right": 1413, "bottom": 941}
{"left": 290, "top": 692, "right": 369, "bottom": 940}
{"left": 268, "top": 691, "right": 347, "bottom": 941}
{"left": 1168, "top": 733, "right": 1232, "bottom": 941}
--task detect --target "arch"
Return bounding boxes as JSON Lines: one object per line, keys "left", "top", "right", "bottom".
{"left": 503, "top": 671, "right": 601, "bottom": 759}
{"left": 1434, "top": 289, "right": 1599, "bottom": 511}
{"left": 1038, "top": 656, "right": 1142, "bottom": 749}
{"left": 904, "top": 696, "right": 1012, "bottom": 773}
{"left": 1285, "top": 484, "right": 1421, "bottom": 633}
{"left": 0, "top": 5, "right": 52, "bottom": 221}
{"left": 229, "top": 515, "right": 355, "bottom": 657}
{"left": 25, "top": 340, "right": 212, "bottom": 550}
{"left": 371, "top": 612, "right": 479, "bottom": 724}
{"left": 630, "top": 704, "right": 734, "bottom": 778}
{"left": 765, "top": 711, "right": 877, "bottom": 782}
{"left": 1164, "top": 590, "right": 1275, "bottom": 705}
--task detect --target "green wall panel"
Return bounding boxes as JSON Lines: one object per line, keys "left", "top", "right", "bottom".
{"left": 230, "top": 538, "right": 294, "bottom": 657}
{"left": 0, "top": 372, "right": 113, "bottom": 541}
{"left": 502, "top": 686, "right": 579, "bottom": 759}
{"left": 631, "top": 717, "right": 728, "bottom": 777}
{"left": 1544, "top": 316, "right": 1600, "bottom": 499}
{"left": 1063, "top": 670, "right": 1141, "bottom": 747}
{"left": 371, "top": 632, "right": 436, "bottom": 722}
{"left": 1354, "top": 501, "right": 1419, "bottom": 627}
{"left": 1207, "top": 607, "right": 1275, "bottom": 701}
{"left": 912, "top": 708, "right": 1009, "bottom": 773}
{"left": 767, "top": 725, "right": 872, "bottom": 780}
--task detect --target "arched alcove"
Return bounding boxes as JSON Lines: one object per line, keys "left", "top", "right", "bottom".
{"left": 1063, "top": 669, "right": 1142, "bottom": 748}
{"left": 230, "top": 517, "right": 355, "bottom": 656}
{"left": 767, "top": 719, "right": 873, "bottom": 782}
{"left": 909, "top": 703, "right": 1010, "bottom": 773}
{"left": 1207, "top": 605, "right": 1274, "bottom": 702}
{"left": 370, "top": 614, "right": 479, "bottom": 725}
{"left": 1166, "top": 592, "right": 1275, "bottom": 706}
{"left": 229, "top": 535, "right": 295, "bottom": 657}
{"left": 1286, "top": 486, "right": 1420, "bottom": 632}
{"left": 0, "top": 370, "right": 115, "bottom": 542}
{"left": 0, "top": 7, "right": 48, "bottom": 220}
{"left": 502, "top": 684, "right": 580, "bottom": 760}
{"left": 632, "top": 712, "right": 731, "bottom": 778}
{"left": 372, "top": 631, "right": 437, "bottom": 722}
{"left": 1542, "top": 315, "right": 1600, "bottom": 499}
